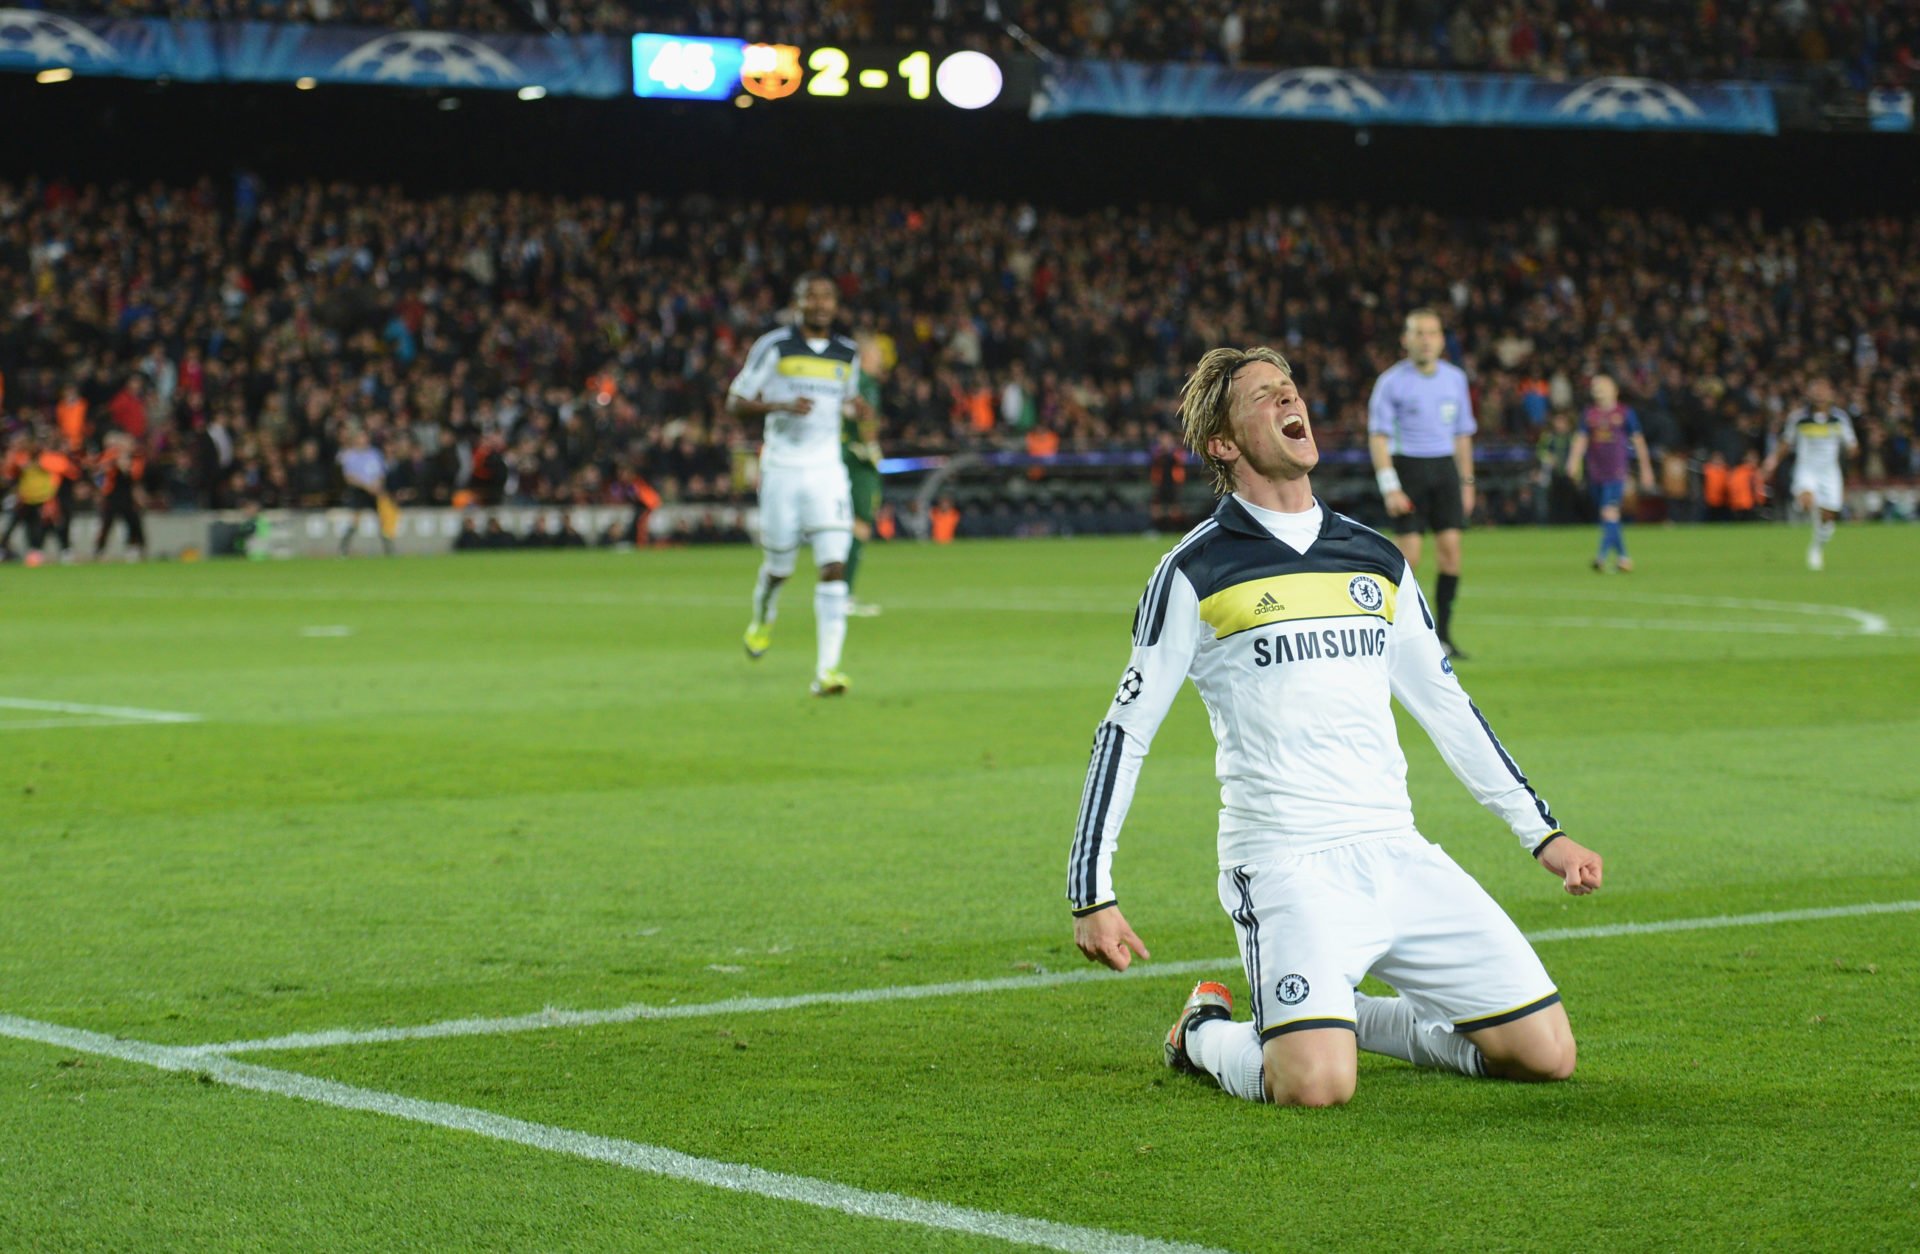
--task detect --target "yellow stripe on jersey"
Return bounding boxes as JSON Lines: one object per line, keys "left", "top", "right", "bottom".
{"left": 1198, "top": 570, "right": 1398, "bottom": 639}
{"left": 1798, "top": 424, "right": 1837, "bottom": 438}
{"left": 776, "top": 356, "right": 853, "bottom": 382}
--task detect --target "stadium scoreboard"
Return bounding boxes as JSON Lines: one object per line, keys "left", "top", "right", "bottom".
{"left": 631, "top": 34, "right": 1031, "bottom": 111}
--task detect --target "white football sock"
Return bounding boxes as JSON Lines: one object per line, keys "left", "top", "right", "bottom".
{"left": 1355, "top": 992, "right": 1486, "bottom": 1077}
{"left": 814, "top": 580, "right": 849, "bottom": 676}
{"left": 1815, "top": 519, "right": 1836, "bottom": 547}
{"left": 1186, "top": 1017, "right": 1266, "bottom": 1102}
{"left": 752, "top": 566, "right": 783, "bottom": 625}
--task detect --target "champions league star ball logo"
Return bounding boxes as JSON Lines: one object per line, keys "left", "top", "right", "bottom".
{"left": 334, "top": 32, "right": 524, "bottom": 86}
{"left": 1552, "top": 77, "right": 1704, "bottom": 125}
{"left": 0, "top": 10, "right": 118, "bottom": 66}
{"left": 1114, "top": 667, "right": 1144, "bottom": 706}
{"left": 1242, "top": 67, "right": 1390, "bottom": 118}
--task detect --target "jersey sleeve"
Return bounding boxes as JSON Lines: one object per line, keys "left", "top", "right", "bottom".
{"left": 1454, "top": 371, "right": 1479, "bottom": 437}
{"left": 727, "top": 334, "right": 780, "bottom": 403}
{"left": 1065, "top": 564, "right": 1201, "bottom": 915}
{"left": 1385, "top": 561, "right": 1562, "bottom": 854}
{"left": 1840, "top": 411, "right": 1860, "bottom": 452}
{"left": 1366, "top": 371, "right": 1396, "bottom": 441}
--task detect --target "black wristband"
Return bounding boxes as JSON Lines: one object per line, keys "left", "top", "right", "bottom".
{"left": 1531, "top": 831, "right": 1566, "bottom": 859}
{"left": 1071, "top": 900, "right": 1118, "bottom": 919}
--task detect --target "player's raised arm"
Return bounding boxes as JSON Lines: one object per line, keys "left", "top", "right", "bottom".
{"left": 1065, "top": 561, "right": 1202, "bottom": 967}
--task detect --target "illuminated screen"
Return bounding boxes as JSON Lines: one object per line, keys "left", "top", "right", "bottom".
{"left": 631, "top": 34, "right": 746, "bottom": 100}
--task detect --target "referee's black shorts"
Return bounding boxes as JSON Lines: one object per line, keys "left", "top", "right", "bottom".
{"left": 344, "top": 486, "right": 379, "bottom": 512}
{"left": 1391, "top": 455, "right": 1465, "bottom": 535}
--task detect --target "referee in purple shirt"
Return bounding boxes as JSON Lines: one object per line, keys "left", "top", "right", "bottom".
{"left": 1368, "top": 307, "right": 1477, "bottom": 660}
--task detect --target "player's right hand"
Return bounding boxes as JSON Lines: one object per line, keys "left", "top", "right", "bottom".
{"left": 786, "top": 397, "right": 815, "bottom": 415}
{"left": 1385, "top": 489, "right": 1413, "bottom": 516}
{"left": 1074, "top": 907, "right": 1150, "bottom": 971}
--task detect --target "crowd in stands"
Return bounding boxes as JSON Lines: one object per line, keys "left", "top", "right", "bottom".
{"left": 39, "top": 0, "right": 1920, "bottom": 87}
{"left": 1016, "top": 1, "right": 1920, "bottom": 87}
{"left": 2, "top": 174, "right": 1915, "bottom": 537}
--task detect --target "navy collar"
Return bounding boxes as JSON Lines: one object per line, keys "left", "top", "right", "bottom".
{"left": 1213, "top": 492, "right": 1342, "bottom": 541}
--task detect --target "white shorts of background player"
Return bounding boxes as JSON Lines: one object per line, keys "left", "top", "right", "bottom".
{"left": 1790, "top": 469, "right": 1844, "bottom": 515}
{"left": 757, "top": 462, "right": 854, "bottom": 574}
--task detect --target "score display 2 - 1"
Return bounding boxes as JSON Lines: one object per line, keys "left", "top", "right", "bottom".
{"left": 630, "top": 34, "right": 1031, "bottom": 111}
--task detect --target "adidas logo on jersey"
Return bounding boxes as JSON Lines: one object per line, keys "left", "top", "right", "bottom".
{"left": 1254, "top": 592, "right": 1285, "bottom": 615}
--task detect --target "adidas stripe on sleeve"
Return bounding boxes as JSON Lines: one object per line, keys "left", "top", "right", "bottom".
{"left": 1066, "top": 555, "right": 1203, "bottom": 914}
{"left": 727, "top": 329, "right": 784, "bottom": 404}
{"left": 1384, "top": 561, "right": 1563, "bottom": 854}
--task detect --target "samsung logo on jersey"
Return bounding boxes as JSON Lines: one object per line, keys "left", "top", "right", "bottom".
{"left": 1252, "top": 626, "right": 1389, "bottom": 667}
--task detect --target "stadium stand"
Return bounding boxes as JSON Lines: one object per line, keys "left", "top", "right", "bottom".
{"left": 2, "top": 175, "right": 1913, "bottom": 536}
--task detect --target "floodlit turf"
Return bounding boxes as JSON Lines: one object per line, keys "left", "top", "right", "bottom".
{"left": 3, "top": 521, "right": 1918, "bottom": 1250}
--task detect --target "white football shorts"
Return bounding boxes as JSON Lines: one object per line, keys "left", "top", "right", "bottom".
{"left": 1217, "top": 835, "right": 1559, "bottom": 1042}
{"left": 1790, "top": 469, "right": 1843, "bottom": 514}
{"left": 757, "top": 462, "right": 853, "bottom": 575}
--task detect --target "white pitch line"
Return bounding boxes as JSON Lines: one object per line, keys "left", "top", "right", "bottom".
{"left": 0, "top": 697, "right": 202, "bottom": 725}
{"left": 196, "top": 960, "right": 1233, "bottom": 1055}
{"left": 1523, "top": 898, "right": 1920, "bottom": 942}
{"left": 0, "top": 718, "right": 166, "bottom": 733}
{"left": 0, "top": 1014, "right": 1222, "bottom": 1254}
{"left": 30, "top": 584, "right": 1915, "bottom": 637}
{"left": 199, "top": 899, "right": 1920, "bottom": 1057}
{"left": 1469, "top": 614, "right": 1880, "bottom": 638}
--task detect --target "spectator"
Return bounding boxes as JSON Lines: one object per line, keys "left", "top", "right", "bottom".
{"left": 1, "top": 175, "right": 1914, "bottom": 531}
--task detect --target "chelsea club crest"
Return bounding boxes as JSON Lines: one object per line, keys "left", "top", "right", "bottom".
{"left": 1348, "top": 575, "right": 1385, "bottom": 613}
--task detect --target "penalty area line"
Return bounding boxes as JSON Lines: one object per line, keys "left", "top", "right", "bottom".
{"left": 198, "top": 899, "right": 1920, "bottom": 1057}
{"left": 0, "top": 697, "right": 202, "bottom": 725}
{"left": 0, "top": 1014, "right": 1223, "bottom": 1254}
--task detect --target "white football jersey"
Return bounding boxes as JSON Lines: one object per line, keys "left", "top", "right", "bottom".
{"left": 1783, "top": 406, "right": 1858, "bottom": 479}
{"left": 1067, "top": 495, "right": 1563, "bottom": 915}
{"left": 729, "top": 326, "right": 862, "bottom": 470}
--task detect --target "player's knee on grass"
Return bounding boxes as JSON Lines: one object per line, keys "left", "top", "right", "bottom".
{"left": 1261, "top": 1030, "right": 1358, "bottom": 1107}
{"left": 1469, "top": 1004, "right": 1576, "bottom": 1082}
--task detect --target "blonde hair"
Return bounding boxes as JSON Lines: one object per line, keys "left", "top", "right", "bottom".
{"left": 1178, "top": 346, "right": 1293, "bottom": 495}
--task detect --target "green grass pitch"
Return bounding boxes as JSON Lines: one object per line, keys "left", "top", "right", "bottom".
{"left": 3, "top": 521, "right": 1917, "bottom": 1251}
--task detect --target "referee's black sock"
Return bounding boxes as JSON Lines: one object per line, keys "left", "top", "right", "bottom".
{"left": 1436, "top": 573, "right": 1460, "bottom": 643}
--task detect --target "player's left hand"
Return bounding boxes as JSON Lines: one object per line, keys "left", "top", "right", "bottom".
{"left": 1460, "top": 484, "right": 1476, "bottom": 518}
{"left": 1640, "top": 471, "right": 1657, "bottom": 493}
{"left": 1537, "top": 837, "right": 1603, "bottom": 896}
